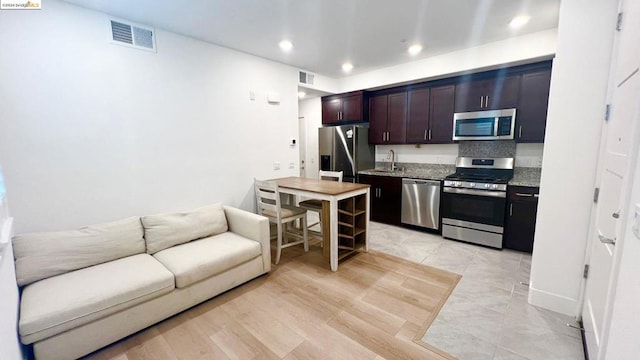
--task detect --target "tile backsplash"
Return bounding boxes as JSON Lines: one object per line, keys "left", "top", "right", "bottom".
{"left": 458, "top": 140, "right": 516, "bottom": 158}
{"left": 375, "top": 142, "right": 543, "bottom": 168}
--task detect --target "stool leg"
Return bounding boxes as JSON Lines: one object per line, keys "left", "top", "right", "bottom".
{"left": 302, "top": 216, "right": 309, "bottom": 252}
{"left": 275, "top": 222, "right": 283, "bottom": 265}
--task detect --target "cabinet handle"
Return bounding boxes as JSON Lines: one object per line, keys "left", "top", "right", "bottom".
{"left": 533, "top": 194, "right": 539, "bottom": 198}
{"left": 480, "top": 96, "right": 484, "bottom": 108}
{"left": 382, "top": 132, "right": 386, "bottom": 142}
{"left": 515, "top": 193, "right": 534, "bottom": 197}
{"left": 424, "top": 129, "right": 427, "bottom": 141}
{"left": 386, "top": 132, "right": 390, "bottom": 141}
{"left": 485, "top": 95, "right": 489, "bottom": 108}
{"left": 428, "top": 129, "right": 432, "bottom": 140}
{"left": 509, "top": 203, "right": 513, "bottom": 216}
{"left": 379, "top": 188, "right": 382, "bottom": 197}
{"left": 519, "top": 126, "right": 522, "bottom": 138}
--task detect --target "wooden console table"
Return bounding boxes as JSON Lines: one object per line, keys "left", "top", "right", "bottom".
{"left": 273, "top": 177, "right": 370, "bottom": 271}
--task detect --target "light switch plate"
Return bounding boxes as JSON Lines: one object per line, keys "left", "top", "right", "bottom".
{"left": 273, "top": 162, "right": 280, "bottom": 170}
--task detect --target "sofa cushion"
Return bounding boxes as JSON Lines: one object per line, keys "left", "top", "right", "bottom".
{"left": 13, "top": 217, "right": 145, "bottom": 286}
{"left": 142, "top": 203, "right": 228, "bottom": 254}
{"left": 153, "top": 232, "right": 261, "bottom": 288}
{"left": 19, "top": 254, "right": 174, "bottom": 344}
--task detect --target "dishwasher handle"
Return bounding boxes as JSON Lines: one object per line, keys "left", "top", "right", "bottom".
{"left": 402, "top": 178, "right": 441, "bottom": 186}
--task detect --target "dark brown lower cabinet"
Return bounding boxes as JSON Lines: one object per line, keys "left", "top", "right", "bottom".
{"left": 504, "top": 186, "right": 539, "bottom": 253}
{"left": 358, "top": 175, "right": 402, "bottom": 226}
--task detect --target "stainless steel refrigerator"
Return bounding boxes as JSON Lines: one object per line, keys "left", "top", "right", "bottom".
{"left": 319, "top": 125, "right": 375, "bottom": 183}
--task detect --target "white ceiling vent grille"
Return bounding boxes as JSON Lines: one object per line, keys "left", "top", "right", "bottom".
{"left": 299, "top": 71, "right": 315, "bottom": 85}
{"left": 110, "top": 19, "right": 156, "bottom": 52}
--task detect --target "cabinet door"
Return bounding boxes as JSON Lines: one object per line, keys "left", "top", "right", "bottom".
{"left": 358, "top": 175, "right": 384, "bottom": 223}
{"left": 486, "top": 75, "right": 520, "bottom": 110}
{"left": 322, "top": 98, "right": 342, "bottom": 124}
{"left": 504, "top": 187, "right": 539, "bottom": 253}
{"left": 455, "top": 76, "right": 520, "bottom": 112}
{"left": 387, "top": 92, "right": 407, "bottom": 144}
{"left": 341, "top": 93, "right": 363, "bottom": 121}
{"left": 516, "top": 69, "right": 552, "bottom": 142}
{"left": 406, "top": 88, "right": 430, "bottom": 143}
{"left": 368, "top": 95, "right": 388, "bottom": 144}
{"left": 429, "top": 85, "right": 455, "bottom": 143}
{"left": 454, "top": 79, "right": 489, "bottom": 112}
{"left": 377, "top": 176, "right": 402, "bottom": 225}
{"left": 358, "top": 175, "right": 402, "bottom": 225}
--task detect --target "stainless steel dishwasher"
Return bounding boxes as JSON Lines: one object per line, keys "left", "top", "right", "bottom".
{"left": 401, "top": 178, "right": 441, "bottom": 230}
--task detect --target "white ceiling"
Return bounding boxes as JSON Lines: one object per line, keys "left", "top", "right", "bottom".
{"left": 63, "top": 0, "right": 560, "bottom": 78}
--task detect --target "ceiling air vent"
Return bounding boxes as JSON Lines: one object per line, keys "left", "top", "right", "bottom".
{"left": 110, "top": 19, "right": 156, "bottom": 52}
{"left": 299, "top": 71, "right": 315, "bottom": 85}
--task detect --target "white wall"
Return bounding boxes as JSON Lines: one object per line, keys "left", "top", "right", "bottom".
{"left": 338, "top": 29, "right": 557, "bottom": 93}
{"left": 298, "top": 97, "right": 322, "bottom": 179}
{"left": 529, "top": 0, "right": 618, "bottom": 315}
{"left": 0, "top": 0, "right": 300, "bottom": 233}
{"left": 375, "top": 144, "right": 459, "bottom": 165}
{"left": 374, "top": 143, "right": 544, "bottom": 167}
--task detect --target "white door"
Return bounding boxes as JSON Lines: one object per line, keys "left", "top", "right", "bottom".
{"left": 298, "top": 116, "right": 306, "bottom": 177}
{"left": 582, "top": 2, "right": 640, "bottom": 357}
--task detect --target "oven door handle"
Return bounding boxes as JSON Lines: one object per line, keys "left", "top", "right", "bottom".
{"left": 443, "top": 187, "right": 506, "bottom": 198}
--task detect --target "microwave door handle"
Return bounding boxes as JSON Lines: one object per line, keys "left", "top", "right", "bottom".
{"left": 494, "top": 117, "right": 499, "bottom": 136}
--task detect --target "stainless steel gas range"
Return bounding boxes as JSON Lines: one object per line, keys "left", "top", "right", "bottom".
{"left": 441, "top": 157, "right": 514, "bottom": 248}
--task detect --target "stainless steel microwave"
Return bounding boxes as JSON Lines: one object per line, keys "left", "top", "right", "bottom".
{"left": 452, "top": 108, "right": 516, "bottom": 141}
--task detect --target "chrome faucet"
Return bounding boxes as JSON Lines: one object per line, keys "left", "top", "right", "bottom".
{"left": 387, "top": 149, "right": 396, "bottom": 171}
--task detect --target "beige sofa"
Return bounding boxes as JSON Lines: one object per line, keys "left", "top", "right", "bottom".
{"left": 12, "top": 203, "right": 270, "bottom": 360}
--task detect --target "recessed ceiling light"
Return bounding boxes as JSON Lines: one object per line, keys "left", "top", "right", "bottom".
{"left": 342, "top": 63, "right": 354, "bottom": 72}
{"left": 279, "top": 40, "right": 293, "bottom": 51}
{"left": 298, "top": 91, "right": 306, "bottom": 99}
{"left": 408, "top": 44, "right": 422, "bottom": 56}
{"left": 509, "top": 15, "right": 531, "bottom": 29}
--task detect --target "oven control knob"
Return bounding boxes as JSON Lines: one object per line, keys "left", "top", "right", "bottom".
{"left": 491, "top": 184, "right": 498, "bottom": 189}
{"left": 484, "top": 184, "right": 490, "bottom": 188}
{"left": 455, "top": 181, "right": 462, "bottom": 187}
{"left": 469, "top": 183, "right": 476, "bottom": 187}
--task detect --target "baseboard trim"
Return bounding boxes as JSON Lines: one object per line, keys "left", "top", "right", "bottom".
{"left": 528, "top": 285, "right": 579, "bottom": 316}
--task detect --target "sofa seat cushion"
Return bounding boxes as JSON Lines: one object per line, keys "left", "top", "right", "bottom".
{"left": 19, "top": 254, "right": 174, "bottom": 344}
{"left": 153, "top": 232, "right": 262, "bottom": 288}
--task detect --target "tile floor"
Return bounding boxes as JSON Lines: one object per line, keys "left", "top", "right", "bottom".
{"left": 366, "top": 221, "right": 585, "bottom": 360}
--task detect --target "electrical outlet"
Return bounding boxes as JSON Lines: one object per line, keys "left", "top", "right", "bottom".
{"left": 289, "top": 162, "right": 294, "bottom": 169}
{"left": 273, "top": 162, "right": 280, "bottom": 170}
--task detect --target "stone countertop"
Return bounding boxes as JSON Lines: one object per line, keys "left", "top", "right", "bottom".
{"left": 359, "top": 163, "right": 542, "bottom": 187}
{"left": 509, "top": 167, "right": 542, "bottom": 187}
{"left": 359, "top": 163, "right": 455, "bottom": 181}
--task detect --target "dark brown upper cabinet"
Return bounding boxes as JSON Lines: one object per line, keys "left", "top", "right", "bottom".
{"left": 516, "top": 69, "right": 552, "bottom": 143}
{"left": 369, "top": 92, "right": 407, "bottom": 144}
{"left": 321, "top": 91, "right": 367, "bottom": 125}
{"left": 405, "top": 85, "right": 455, "bottom": 144}
{"left": 406, "top": 88, "right": 430, "bottom": 143}
{"left": 454, "top": 75, "right": 520, "bottom": 113}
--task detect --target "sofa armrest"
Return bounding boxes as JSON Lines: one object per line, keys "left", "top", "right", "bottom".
{"left": 223, "top": 206, "right": 271, "bottom": 272}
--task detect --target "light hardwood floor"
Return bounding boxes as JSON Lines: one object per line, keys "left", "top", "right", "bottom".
{"left": 84, "top": 245, "right": 460, "bottom": 360}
